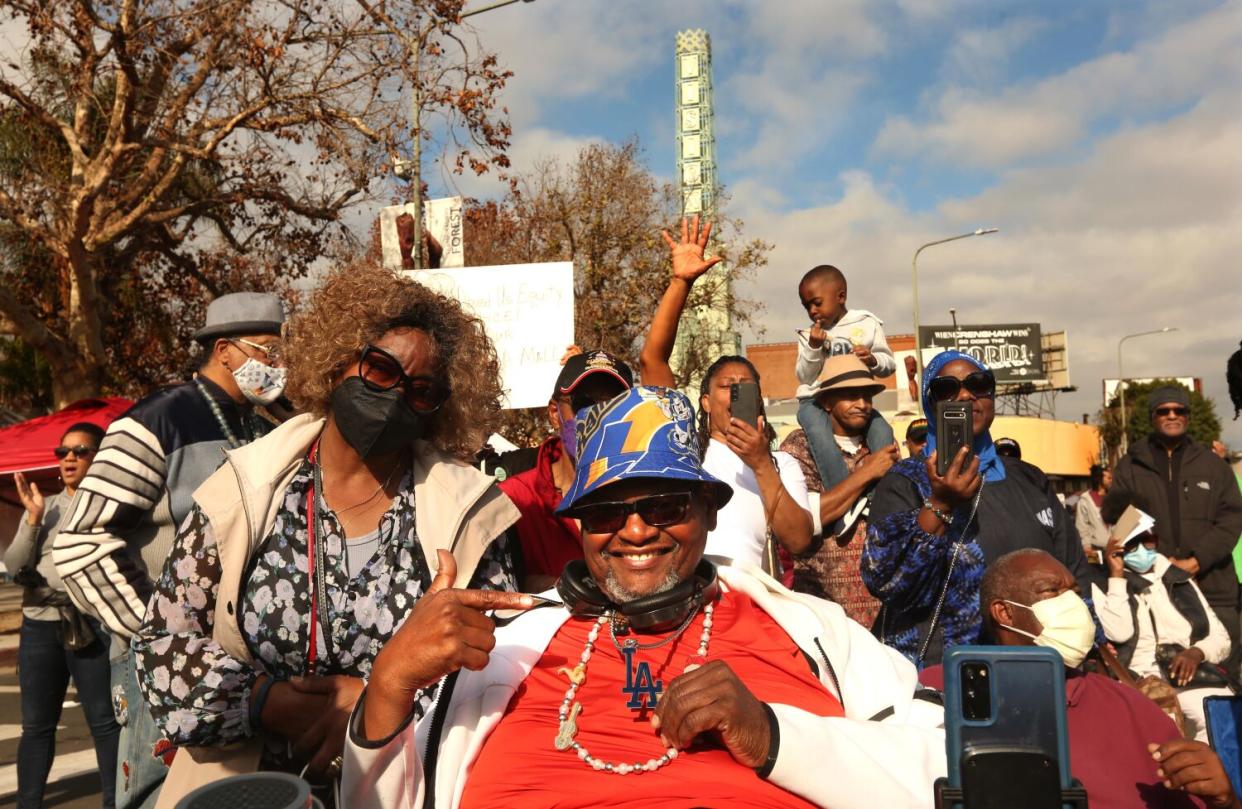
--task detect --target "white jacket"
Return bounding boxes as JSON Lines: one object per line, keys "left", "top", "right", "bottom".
{"left": 796, "top": 308, "right": 895, "bottom": 393}
{"left": 342, "top": 564, "right": 946, "bottom": 809}
{"left": 1092, "top": 555, "right": 1231, "bottom": 678}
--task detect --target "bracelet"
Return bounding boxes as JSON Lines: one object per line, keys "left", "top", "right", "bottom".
{"left": 755, "top": 702, "right": 780, "bottom": 779}
{"left": 922, "top": 499, "right": 954, "bottom": 526}
{"left": 249, "top": 674, "right": 282, "bottom": 732}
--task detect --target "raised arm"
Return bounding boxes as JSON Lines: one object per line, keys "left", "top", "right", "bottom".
{"left": 639, "top": 216, "right": 722, "bottom": 387}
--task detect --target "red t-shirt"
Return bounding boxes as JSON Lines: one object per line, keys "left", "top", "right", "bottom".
{"left": 920, "top": 666, "right": 1203, "bottom": 809}
{"left": 461, "top": 590, "right": 844, "bottom": 808}
{"left": 499, "top": 436, "right": 583, "bottom": 578}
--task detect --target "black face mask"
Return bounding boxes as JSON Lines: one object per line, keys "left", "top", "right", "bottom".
{"left": 330, "top": 376, "right": 428, "bottom": 459}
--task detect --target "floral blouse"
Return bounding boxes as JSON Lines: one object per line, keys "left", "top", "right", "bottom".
{"left": 133, "top": 460, "right": 518, "bottom": 755}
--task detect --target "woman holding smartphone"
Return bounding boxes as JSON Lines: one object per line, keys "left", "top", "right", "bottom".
{"left": 639, "top": 217, "right": 812, "bottom": 573}
{"left": 862, "top": 350, "right": 1089, "bottom": 668}
{"left": 5, "top": 423, "right": 119, "bottom": 809}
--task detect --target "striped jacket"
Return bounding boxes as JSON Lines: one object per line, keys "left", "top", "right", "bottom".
{"left": 52, "top": 376, "right": 270, "bottom": 640}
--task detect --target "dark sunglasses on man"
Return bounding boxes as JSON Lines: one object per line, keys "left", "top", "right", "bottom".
{"left": 54, "top": 445, "right": 96, "bottom": 460}
{"left": 928, "top": 370, "right": 996, "bottom": 402}
{"left": 573, "top": 491, "right": 695, "bottom": 534}
{"left": 1154, "top": 406, "right": 1189, "bottom": 418}
{"left": 358, "top": 344, "right": 451, "bottom": 414}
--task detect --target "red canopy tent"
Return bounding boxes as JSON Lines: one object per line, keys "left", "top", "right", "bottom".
{"left": 0, "top": 397, "right": 133, "bottom": 479}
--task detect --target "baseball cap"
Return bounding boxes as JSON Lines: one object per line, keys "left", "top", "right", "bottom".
{"left": 554, "top": 350, "right": 634, "bottom": 397}
{"left": 556, "top": 386, "right": 733, "bottom": 515}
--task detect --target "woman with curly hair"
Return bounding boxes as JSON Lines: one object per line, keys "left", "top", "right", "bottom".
{"left": 639, "top": 217, "right": 812, "bottom": 575}
{"left": 131, "top": 261, "right": 528, "bottom": 803}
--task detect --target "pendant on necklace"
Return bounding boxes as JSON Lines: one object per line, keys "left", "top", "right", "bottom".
{"left": 554, "top": 702, "right": 582, "bottom": 751}
{"left": 621, "top": 640, "right": 663, "bottom": 711}
{"left": 558, "top": 663, "right": 586, "bottom": 686}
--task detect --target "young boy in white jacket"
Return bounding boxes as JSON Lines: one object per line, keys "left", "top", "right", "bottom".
{"left": 795, "top": 265, "right": 897, "bottom": 499}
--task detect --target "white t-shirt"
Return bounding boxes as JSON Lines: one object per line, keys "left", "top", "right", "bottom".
{"left": 701, "top": 438, "right": 811, "bottom": 568}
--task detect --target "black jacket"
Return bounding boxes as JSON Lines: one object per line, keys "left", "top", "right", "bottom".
{"left": 1103, "top": 436, "right": 1242, "bottom": 607}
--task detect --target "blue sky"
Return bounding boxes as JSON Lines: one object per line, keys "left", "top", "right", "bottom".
{"left": 453, "top": 0, "right": 1242, "bottom": 444}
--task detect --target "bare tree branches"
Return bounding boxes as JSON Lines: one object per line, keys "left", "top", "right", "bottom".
{"left": 0, "top": 0, "right": 512, "bottom": 408}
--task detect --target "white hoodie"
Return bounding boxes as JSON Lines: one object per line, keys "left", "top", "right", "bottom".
{"left": 342, "top": 564, "right": 946, "bottom": 809}
{"left": 796, "top": 308, "right": 895, "bottom": 394}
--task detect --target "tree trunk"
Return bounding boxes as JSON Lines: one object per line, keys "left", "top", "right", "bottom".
{"left": 49, "top": 350, "right": 108, "bottom": 409}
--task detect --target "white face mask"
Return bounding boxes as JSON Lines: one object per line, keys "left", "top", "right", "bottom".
{"left": 1001, "top": 590, "right": 1096, "bottom": 669}
{"left": 232, "top": 358, "right": 287, "bottom": 406}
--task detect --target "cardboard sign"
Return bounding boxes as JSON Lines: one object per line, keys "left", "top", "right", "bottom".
{"left": 379, "top": 196, "right": 465, "bottom": 270}
{"left": 404, "top": 262, "right": 574, "bottom": 409}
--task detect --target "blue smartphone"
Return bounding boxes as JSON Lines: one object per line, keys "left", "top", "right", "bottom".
{"left": 943, "top": 646, "right": 1072, "bottom": 809}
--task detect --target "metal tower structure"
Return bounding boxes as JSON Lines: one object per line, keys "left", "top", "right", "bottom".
{"left": 673, "top": 29, "right": 738, "bottom": 389}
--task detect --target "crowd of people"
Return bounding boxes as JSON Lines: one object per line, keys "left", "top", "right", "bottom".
{"left": 4, "top": 215, "right": 1242, "bottom": 808}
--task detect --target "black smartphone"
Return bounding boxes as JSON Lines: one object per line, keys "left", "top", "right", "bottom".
{"left": 936, "top": 400, "right": 973, "bottom": 476}
{"left": 729, "top": 381, "right": 761, "bottom": 428}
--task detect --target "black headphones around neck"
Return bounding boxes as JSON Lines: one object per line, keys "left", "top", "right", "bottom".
{"left": 556, "top": 558, "right": 719, "bottom": 632}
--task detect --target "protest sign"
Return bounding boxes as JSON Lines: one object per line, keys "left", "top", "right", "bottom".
{"left": 380, "top": 196, "right": 465, "bottom": 270}
{"left": 405, "top": 262, "right": 574, "bottom": 409}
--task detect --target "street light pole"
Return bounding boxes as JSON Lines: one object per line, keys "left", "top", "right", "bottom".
{"left": 911, "top": 228, "right": 998, "bottom": 377}
{"left": 366, "top": 0, "right": 535, "bottom": 270}
{"left": 1116, "top": 326, "right": 1178, "bottom": 455}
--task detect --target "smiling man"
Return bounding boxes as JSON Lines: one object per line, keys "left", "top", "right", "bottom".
{"left": 344, "top": 386, "right": 946, "bottom": 809}
{"left": 1103, "top": 386, "right": 1242, "bottom": 675}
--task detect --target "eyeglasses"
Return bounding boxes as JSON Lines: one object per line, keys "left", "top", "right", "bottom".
{"left": 1154, "top": 406, "right": 1189, "bottom": 418}
{"left": 54, "top": 445, "right": 96, "bottom": 459}
{"left": 230, "top": 338, "right": 283, "bottom": 363}
{"left": 359, "top": 344, "right": 450, "bottom": 414}
{"left": 928, "top": 371, "right": 996, "bottom": 402}
{"left": 574, "top": 492, "right": 695, "bottom": 534}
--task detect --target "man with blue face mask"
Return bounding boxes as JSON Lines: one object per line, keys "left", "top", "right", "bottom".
{"left": 500, "top": 349, "right": 633, "bottom": 591}
{"left": 1093, "top": 531, "right": 1233, "bottom": 743}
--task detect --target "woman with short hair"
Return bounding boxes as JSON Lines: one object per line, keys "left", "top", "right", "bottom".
{"left": 132, "top": 262, "right": 520, "bottom": 800}
{"left": 6, "top": 422, "right": 119, "bottom": 809}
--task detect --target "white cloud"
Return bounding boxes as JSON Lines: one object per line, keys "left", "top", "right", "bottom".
{"left": 874, "top": 2, "right": 1242, "bottom": 168}
{"left": 737, "top": 89, "right": 1242, "bottom": 444}
{"left": 941, "top": 15, "right": 1048, "bottom": 85}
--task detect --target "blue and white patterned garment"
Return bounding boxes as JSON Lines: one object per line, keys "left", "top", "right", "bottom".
{"left": 133, "top": 460, "right": 517, "bottom": 764}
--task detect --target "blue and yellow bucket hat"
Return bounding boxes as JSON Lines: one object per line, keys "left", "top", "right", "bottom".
{"left": 555, "top": 386, "right": 733, "bottom": 515}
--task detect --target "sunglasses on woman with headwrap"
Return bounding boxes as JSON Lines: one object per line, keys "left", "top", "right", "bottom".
{"left": 928, "top": 370, "right": 996, "bottom": 402}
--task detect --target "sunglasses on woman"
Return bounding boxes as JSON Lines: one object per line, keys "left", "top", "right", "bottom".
{"left": 54, "top": 445, "right": 96, "bottom": 459}
{"left": 574, "top": 492, "right": 695, "bottom": 534}
{"left": 358, "top": 344, "right": 451, "bottom": 414}
{"left": 928, "top": 371, "right": 996, "bottom": 403}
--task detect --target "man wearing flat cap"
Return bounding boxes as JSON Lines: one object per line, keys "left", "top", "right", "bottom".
{"left": 54, "top": 292, "right": 286, "bottom": 809}
{"left": 1103, "top": 384, "right": 1242, "bottom": 673}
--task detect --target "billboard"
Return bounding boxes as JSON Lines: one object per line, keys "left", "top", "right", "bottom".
{"left": 918, "top": 324, "right": 1044, "bottom": 384}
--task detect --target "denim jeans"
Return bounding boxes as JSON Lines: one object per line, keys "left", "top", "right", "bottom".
{"left": 111, "top": 646, "right": 172, "bottom": 809}
{"left": 17, "top": 616, "right": 119, "bottom": 809}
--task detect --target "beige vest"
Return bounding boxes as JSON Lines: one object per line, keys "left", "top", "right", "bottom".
{"left": 157, "top": 414, "right": 520, "bottom": 805}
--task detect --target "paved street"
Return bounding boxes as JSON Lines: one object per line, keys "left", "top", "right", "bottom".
{"left": 0, "top": 583, "right": 104, "bottom": 808}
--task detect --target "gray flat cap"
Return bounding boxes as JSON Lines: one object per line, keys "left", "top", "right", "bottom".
{"left": 194, "top": 292, "right": 285, "bottom": 342}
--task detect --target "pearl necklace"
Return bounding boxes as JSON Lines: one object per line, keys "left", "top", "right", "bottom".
{"left": 194, "top": 378, "right": 250, "bottom": 449}
{"left": 554, "top": 602, "right": 714, "bottom": 775}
